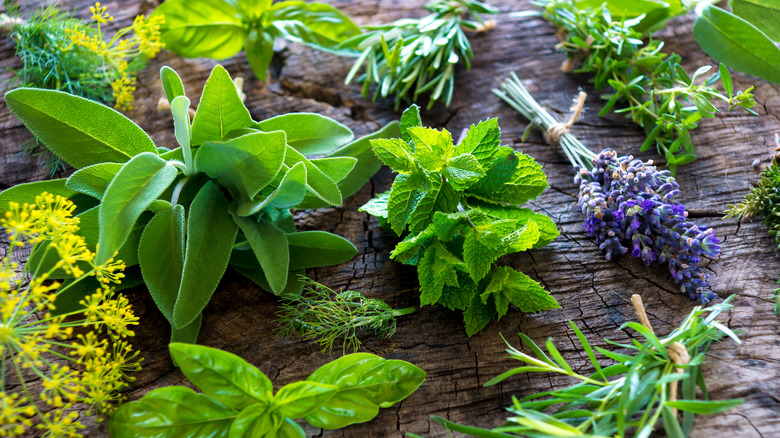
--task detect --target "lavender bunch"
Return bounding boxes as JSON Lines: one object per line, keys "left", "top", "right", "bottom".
{"left": 495, "top": 73, "right": 721, "bottom": 303}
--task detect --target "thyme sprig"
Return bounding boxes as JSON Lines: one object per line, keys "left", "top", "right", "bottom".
{"left": 533, "top": 0, "right": 756, "bottom": 174}
{"left": 433, "top": 294, "right": 743, "bottom": 437}
{"left": 275, "top": 277, "right": 414, "bottom": 354}
{"left": 341, "top": 0, "right": 498, "bottom": 110}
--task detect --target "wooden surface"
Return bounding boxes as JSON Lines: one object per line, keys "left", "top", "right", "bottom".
{"left": 1, "top": 1, "right": 779, "bottom": 437}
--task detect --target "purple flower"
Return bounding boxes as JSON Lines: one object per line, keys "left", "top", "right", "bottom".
{"left": 575, "top": 149, "right": 719, "bottom": 303}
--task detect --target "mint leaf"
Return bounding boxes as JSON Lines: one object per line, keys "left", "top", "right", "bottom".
{"left": 477, "top": 204, "right": 559, "bottom": 248}
{"left": 464, "top": 293, "right": 497, "bottom": 337}
{"left": 391, "top": 227, "right": 436, "bottom": 265}
{"left": 443, "top": 153, "right": 485, "bottom": 191}
{"left": 482, "top": 267, "right": 559, "bottom": 314}
{"left": 406, "top": 127, "right": 453, "bottom": 172}
{"left": 387, "top": 174, "right": 427, "bottom": 235}
{"left": 370, "top": 138, "right": 415, "bottom": 172}
{"left": 454, "top": 118, "right": 501, "bottom": 166}
{"left": 359, "top": 191, "right": 390, "bottom": 218}
{"left": 418, "top": 243, "right": 464, "bottom": 306}
{"left": 440, "top": 271, "right": 477, "bottom": 311}
{"left": 400, "top": 104, "right": 422, "bottom": 143}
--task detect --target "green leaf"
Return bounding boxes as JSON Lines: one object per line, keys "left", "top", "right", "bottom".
{"left": 229, "top": 404, "right": 278, "bottom": 438}
{"left": 665, "top": 399, "right": 744, "bottom": 414}
{"left": 284, "top": 146, "right": 343, "bottom": 206}
{"left": 359, "top": 191, "right": 390, "bottom": 219}
{"left": 387, "top": 174, "right": 428, "bottom": 235}
{"left": 462, "top": 227, "right": 502, "bottom": 283}
{"left": 173, "top": 182, "right": 238, "bottom": 329}
{"left": 255, "top": 113, "right": 354, "bottom": 156}
{"left": 171, "top": 96, "right": 192, "bottom": 154}
{"left": 152, "top": 0, "right": 246, "bottom": 59}
{"left": 0, "top": 179, "right": 87, "bottom": 214}
{"left": 399, "top": 104, "right": 422, "bottom": 143}
{"left": 190, "top": 65, "right": 254, "bottom": 145}
{"left": 469, "top": 150, "right": 548, "bottom": 206}
{"left": 287, "top": 231, "right": 358, "bottom": 270}
{"left": 96, "top": 152, "right": 178, "bottom": 264}
{"left": 4, "top": 88, "right": 156, "bottom": 169}
{"left": 304, "top": 353, "right": 426, "bottom": 429}
{"left": 139, "top": 205, "right": 185, "bottom": 324}
{"left": 169, "top": 343, "right": 272, "bottom": 410}
{"left": 406, "top": 126, "right": 453, "bottom": 172}
{"left": 693, "top": 4, "right": 780, "bottom": 83}
{"left": 443, "top": 153, "right": 485, "bottom": 191}
{"left": 418, "top": 243, "right": 464, "bottom": 306}
{"left": 266, "top": 1, "right": 361, "bottom": 48}
{"left": 454, "top": 118, "right": 501, "bottom": 166}
{"left": 160, "top": 66, "right": 186, "bottom": 104}
{"left": 482, "top": 267, "right": 560, "bottom": 315}
{"left": 66, "top": 163, "right": 123, "bottom": 199}
{"left": 236, "top": 162, "right": 307, "bottom": 215}
{"left": 171, "top": 315, "right": 202, "bottom": 345}
{"left": 370, "top": 138, "right": 415, "bottom": 172}
{"left": 308, "top": 157, "right": 357, "bottom": 183}
{"left": 245, "top": 29, "right": 276, "bottom": 81}
{"left": 271, "top": 418, "right": 306, "bottom": 438}
{"left": 238, "top": 0, "right": 273, "bottom": 20}
{"left": 108, "top": 386, "right": 237, "bottom": 438}
{"left": 407, "top": 178, "right": 456, "bottom": 234}
{"left": 476, "top": 204, "right": 559, "bottom": 248}
{"left": 196, "top": 130, "right": 287, "bottom": 200}
{"left": 440, "top": 271, "right": 477, "bottom": 311}
{"left": 731, "top": 0, "right": 780, "bottom": 41}
{"left": 274, "top": 381, "right": 337, "bottom": 419}
{"left": 232, "top": 216, "right": 290, "bottom": 295}
{"left": 464, "top": 293, "right": 497, "bottom": 337}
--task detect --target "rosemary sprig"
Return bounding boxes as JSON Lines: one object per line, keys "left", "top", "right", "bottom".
{"left": 433, "top": 294, "right": 743, "bottom": 437}
{"left": 531, "top": 0, "right": 756, "bottom": 174}
{"left": 275, "top": 277, "right": 414, "bottom": 354}
{"left": 341, "top": 0, "right": 497, "bottom": 110}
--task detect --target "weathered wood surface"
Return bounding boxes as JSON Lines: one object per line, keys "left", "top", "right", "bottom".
{"left": 1, "top": 0, "right": 779, "bottom": 437}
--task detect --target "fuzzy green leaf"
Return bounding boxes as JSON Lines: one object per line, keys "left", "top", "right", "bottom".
{"left": 190, "top": 65, "right": 254, "bottom": 145}
{"left": 139, "top": 205, "right": 185, "bottom": 324}
{"left": 255, "top": 113, "right": 354, "bottom": 156}
{"left": 287, "top": 231, "right": 358, "bottom": 271}
{"left": 160, "top": 66, "right": 186, "bottom": 104}
{"left": 284, "top": 146, "right": 342, "bottom": 206}
{"left": 233, "top": 216, "right": 290, "bottom": 295}
{"left": 66, "top": 163, "right": 123, "bottom": 199}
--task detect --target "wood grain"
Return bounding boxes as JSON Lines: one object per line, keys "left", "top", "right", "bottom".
{"left": 1, "top": 0, "right": 778, "bottom": 437}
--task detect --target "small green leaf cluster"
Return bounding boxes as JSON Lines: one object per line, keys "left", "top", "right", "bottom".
{"left": 537, "top": 0, "right": 757, "bottom": 173}
{"left": 341, "top": 0, "right": 498, "bottom": 110}
{"left": 725, "top": 156, "right": 780, "bottom": 314}
{"left": 360, "top": 105, "right": 560, "bottom": 337}
{"left": 109, "top": 343, "right": 426, "bottom": 437}
{"left": 433, "top": 296, "right": 744, "bottom": 437}
{"left": 151, "top": 0, "right": 361, "bottom": 81}
{"left": 1, "top": 64, "right": 392, "bottom": 343}
{"left": 275, "top": 277, "right": 415, "bottom": 354}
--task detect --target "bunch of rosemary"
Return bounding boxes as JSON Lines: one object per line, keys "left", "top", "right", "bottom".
{"left": 275, "top": 278, "right": 414, "bottom": 354}
{"left": 341, "top": 0, "right": 497, "bottom": 110}
{"left": 434, "top": 294, "right": 743, "bottom": 437}
{"left": 531, "top": 0, "right": 756, "bottom": 174}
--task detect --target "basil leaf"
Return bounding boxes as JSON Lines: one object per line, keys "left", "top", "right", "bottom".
{"left": 245, "top": 29, "right": 276, "bottom": 81}
{"left": 273, "top": 381, "right": 337, "bottom": 419}
{"left": 190, "top": 65, "right": 254, "bottom": 145}
{"left": 169, "top": 343, "right": 272, "bottom": 410}
{"left": 66, "top": 163, "right": 123, "bottom": 199}
{"left": 287, "top": 231, "right": 357, "bottom": 270}
{"left": 108, "top": 386, "right": 237, "bottom": 438}
{"left": 229, "top": 404, "right": 278, "bottom": 437}
{"left": 238, "top": 0, "right": 273, "bottom": 19}
{"left": 152, "top": 0, "right": 246, "bottom": 59}
{"left": 304, "top": 353, "right": 426, "bottom": 429}
{"left": 265, "top": 1, "right": 361, "bottom": 48}
{"left": 232, "top": 216, "right": 290, "bottom": 295}
{"left": 173, "top": 182, "right": 238, "bottom": 329}
{"left": 731, "top": 0, "right": 780, "bottom": 41}
{"left": 196, "top": 130, "right": 287, "bottom": 200}
{"left": 139, "top": 205, "right": 185, "bottom": 324}
{"left": 269, "top": 418, "right": 306, "bottom": 438}
{"left": 160, "top": 66, "right": 186, "bottom": 104}
{"left": 4, "top": 88, "right": 157, "bottom": 169}
{"left": 96, "top": 152, "right": 178, "bottom": 264}
{"left": 693, "top": 4, "right": 780, "bottom": 83}
{"left": 254, "top": 113, "right": 354, "bottom": 156}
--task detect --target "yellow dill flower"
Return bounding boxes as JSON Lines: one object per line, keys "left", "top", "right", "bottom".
{"left": 0, "top": 392, "right": 34, "bottom": 437}
{"left": 111, "top": 74, "right": 136, "bottom": 112}
{"left": 132, "top": 14, "right": 166, "bottom": 59}
{"left": 89, "top": 2, "right": 113, "bottom": 25}
{"left": 37, "top": 409, "right": 85, "bottom": 437}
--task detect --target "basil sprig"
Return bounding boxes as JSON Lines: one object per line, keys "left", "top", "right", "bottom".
{"left": 109, "top": 344, "right": 426, "bottom": 436}
{"left": 2, "top": 64, "right": 394, "bottom": 343}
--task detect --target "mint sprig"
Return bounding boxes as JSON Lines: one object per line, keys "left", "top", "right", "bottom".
{"left": 361, "top": 105, "right": 560, "bottom": 336}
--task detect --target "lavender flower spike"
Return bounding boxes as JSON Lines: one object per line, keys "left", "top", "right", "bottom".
{"left": 575, "top": 149, "right": 720, "bottom": 303}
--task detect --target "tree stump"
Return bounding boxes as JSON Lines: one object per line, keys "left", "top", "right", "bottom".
{"left": 1, "top": 0, "right": 778, "bottom": 437}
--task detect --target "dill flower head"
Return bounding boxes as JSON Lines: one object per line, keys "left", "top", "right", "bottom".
{"left": 0, "top": 193, "right": 141, "bottom": 436}
{"left": 575, "top": 150, "right": 721, "bottom": 303}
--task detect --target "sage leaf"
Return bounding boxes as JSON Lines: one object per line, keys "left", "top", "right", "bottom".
{"left": 171, "top": 314, "right": 202, "bottom": 345}
{"left": 245, "top": 29, "right": 276, "bottom": 81}
{"left": 65, "top": 163, "right": 123, "bottom": 199}
{"left": 160, "top": 66, "right": 186, "bottom": 104}
{"left": 139, "top": 205, "right": 185, "bottom": 324}
{"left": 693, "top": 4, "right": 780, "bottom": 83}
{"left": 190, "top": 65, "right": 254, "bottom": 145}
{"left": 169, "top": 343, "right": 272, "bottom": 410}
{"left": 96, "top": 152, "right": 178, "bottom": 264}
{"left": 0, "top": 179, "right": 88, "bottom": 213}
{"left": 108, "top": 386, "right": 237, "bottom": 438}
{"left": 274, "top": 381, "right": 337, "bottom": 419}
{"left": 284, "top": 146, "right": 342, "bottom": 205}
{"left": 254, "top": 113, "right": 354, "bottom": 156}
{"left": 4, "top": 88, "right": 157, "bottom": 169}
{"left": 304, "top": 353, "right": 426, "bottom": 429}
{"left": 731, "top": 0, "right": 780, "bottom": 42}
{"left": 232, "top": 215, "right": 290, "bottom": 295}
{"left": 235, "top": 162, "right": 307, "bottom": 216}
{"left": 173, "top": 182, "right": 238, "bottom": 329}
{"left": 308, "top": 157, "right": 357, "bottom": 184}
{"left": 151, "top": 0, "right": 246, "bottom": 59}
{"left": 287, "top": 231, "right": 358, "bottom": 271}
{"left": 196, "top": 130, "right": 287, "bottom": 200}
{"left": 54, "top": 267, "right": 144, "bottom": 316}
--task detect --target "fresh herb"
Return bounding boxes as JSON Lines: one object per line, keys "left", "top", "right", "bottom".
{"left": 109, "top": 343, "right": 425, "bottom": 437}
{"left": 360, "top": 105, "right": 560, "bottom": 337}
{"left": 496, "top": 75, "right": 722, "bottom": 303}
{"left": 725, "top": 143, "right": 780, "bottom": 314}
{"left": 531, "top": 0, "right": 756, "bottom": 173}
{"left": 275, "top": 277, "right": 415, "bottom": 353}
{"left": 0, "top": 193, "right": 142, "bottom": 436}
{"left": 150, "top": 0, "right": 360, "bottom": 81}
{"left": 433, "top": 294, "right": 743, "bottom": 438}
{"left": 341, "top": 0, "right": 498, "bottom": 110}
{"left": 1, "top": 64, "right": 392, "bottom": 344}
